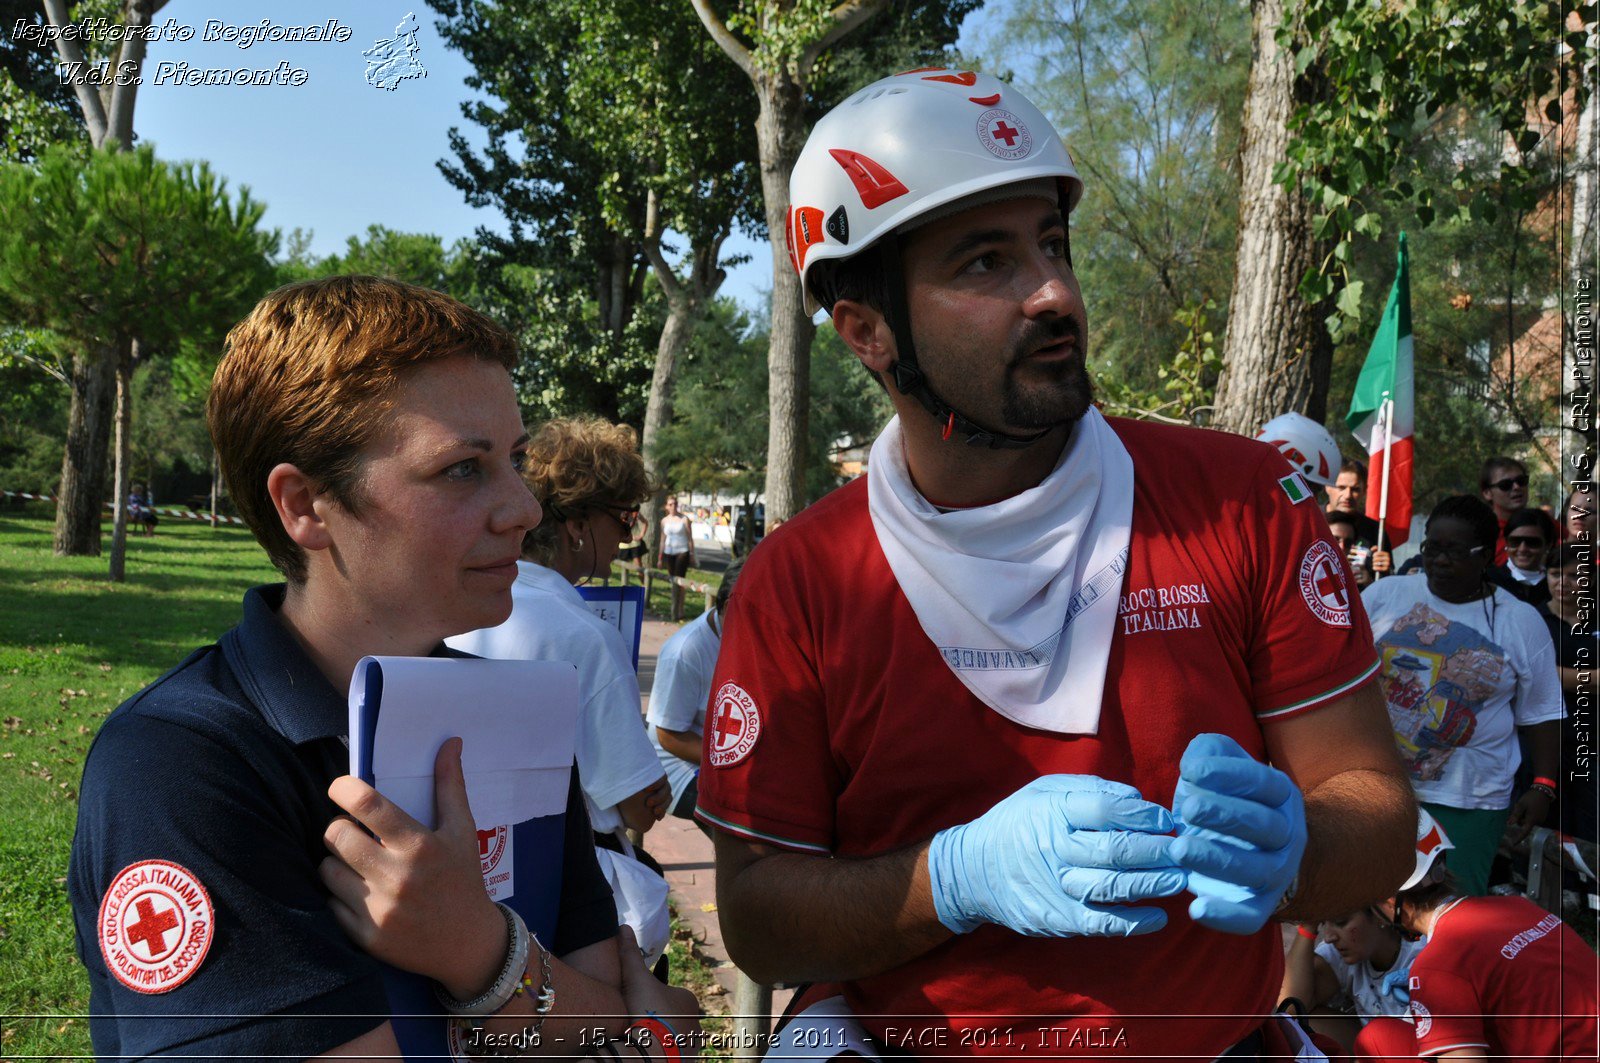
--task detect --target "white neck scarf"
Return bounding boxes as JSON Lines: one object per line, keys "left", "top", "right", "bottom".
{"left": 866, "top": 408, "right": 1133, "bottom": 735}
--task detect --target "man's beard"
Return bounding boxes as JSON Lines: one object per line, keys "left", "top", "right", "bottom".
{"left": 1001, "top": 317, "right": 1094, "bottom": 430}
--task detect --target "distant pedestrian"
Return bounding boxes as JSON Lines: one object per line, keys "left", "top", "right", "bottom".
{"left": 656, "top": 494, "right": 695, "bottom": 621}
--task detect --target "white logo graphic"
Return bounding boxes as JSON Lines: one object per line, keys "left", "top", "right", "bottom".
{"left": 478, "top": 824, "right": 514, "bottom": 901}
{"left": 1410, "top": 999, "right": 1432, "bottom": 1036}
{"left": 364, "top": 12, "right": 427, "bottom": 90}
{"left": 98, "top": 859, "right": 214, "bottom": 994}
{"left": 708, "top": 682, "right": 762, "bottom": 767}
{"left": 1298, "top": 539, "right": 1352, "bottom": 628}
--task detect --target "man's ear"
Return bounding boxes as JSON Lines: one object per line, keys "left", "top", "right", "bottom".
{"left": 830, "top": 299, "right": 897, "bottom": 376}
{"left": 266, "top": 463, "right": 334, "bottom": 553}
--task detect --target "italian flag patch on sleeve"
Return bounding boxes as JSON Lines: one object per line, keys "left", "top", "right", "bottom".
{"left": 1278, "top": 472, "right": 1313, "bottom": 505}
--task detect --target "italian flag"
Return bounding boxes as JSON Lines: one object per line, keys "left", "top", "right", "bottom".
{"left": 1346, "top": 233, "right": 1414, "bottom": 549}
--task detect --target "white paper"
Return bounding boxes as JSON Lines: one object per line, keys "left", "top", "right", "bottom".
{"left": 349, "top": 656, "right": 579, "bottom": 830}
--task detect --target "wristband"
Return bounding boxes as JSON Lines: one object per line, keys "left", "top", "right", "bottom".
{"left": 1296, "top": 925, "right": 1318, "bottom": 940}
{"left": 435, "top": 903, "right": 530, "bottom": 1018}
{"left": 1533, "top": 776, "right": 1559, "bottom": 791}
{"left": 627, "top": 1014, "right": 682, "bottom": 1063}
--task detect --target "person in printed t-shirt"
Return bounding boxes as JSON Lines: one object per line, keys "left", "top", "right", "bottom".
{"left": 67, "top": 277, "right": 695, "bottom": 1059}
{"left": 1355, "top": 811, "right": 1599, "bottom": 1061}
{"left": 695, "top": 70, "right": 1415, "bottom": 1061}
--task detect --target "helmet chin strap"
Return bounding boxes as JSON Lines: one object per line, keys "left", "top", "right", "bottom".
{"left": 877, "top": 232, "right": 1054, "bottom": 451}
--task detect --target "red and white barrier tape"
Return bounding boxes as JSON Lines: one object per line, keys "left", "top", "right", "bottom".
{"left": 2, "top": 490, "right": 248, "bottom": 526}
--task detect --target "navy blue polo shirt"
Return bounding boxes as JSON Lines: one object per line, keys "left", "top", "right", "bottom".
{"left": 69, "top": 584, "right": 617, "bottom": 1058}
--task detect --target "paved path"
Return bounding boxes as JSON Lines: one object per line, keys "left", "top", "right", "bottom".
{"left": 634, "top": 619, "right": 794, "bottom": 1019}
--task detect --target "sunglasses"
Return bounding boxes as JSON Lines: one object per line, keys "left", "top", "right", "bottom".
{"left": 1505, "top": 535, "right": 1546, "bottom": 550}
{"left": 598, "top": 505, "right": 640, "bottom": 529}
{"left": 1489, "top": 475, "right": 1529, "bottom": 491}
{"left": 1419, "top": 540, "right": 1486, "bottom": 561}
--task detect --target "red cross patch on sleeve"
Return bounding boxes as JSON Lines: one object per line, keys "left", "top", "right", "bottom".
{"left": 97, "top": 859, "right": 215, "bottom": 994}
{"left": 707, "top": 682, "right": 762, "bottom": 768}
{"left": 1298, "top": 540, "right": 1353, "bottom": 628}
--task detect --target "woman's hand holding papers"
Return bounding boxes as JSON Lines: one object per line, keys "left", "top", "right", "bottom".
{"left": 321, "top": 737, "right": 507, "bottom": 1002}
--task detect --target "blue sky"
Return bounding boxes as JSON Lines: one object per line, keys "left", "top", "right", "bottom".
{"left": 130, "top": 3, "right": 991, "bottom": 310}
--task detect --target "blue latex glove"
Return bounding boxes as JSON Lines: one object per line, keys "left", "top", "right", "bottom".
{"left": 1379, "top": 967, "right": 1411, "bottom": 1006}
{"left": 1170, "top": 733, "right": 1306, "bottom": 935}
{"left": 926, "top": 775, "right": 1187, "bottom": 938}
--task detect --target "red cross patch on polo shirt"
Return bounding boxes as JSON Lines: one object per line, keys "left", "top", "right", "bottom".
{"left": 708, "top": 682, "right": 762, "bottom": 768}
{"left": 1298, "top": 540, "right": 1352, "bottom": 628}
{"left": 98, "top": 859, "right": 214, "bottom": 994}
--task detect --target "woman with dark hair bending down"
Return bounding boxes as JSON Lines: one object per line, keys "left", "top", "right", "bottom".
{"left": 1360, "top": 495, "right": 1564, "bottom": 897}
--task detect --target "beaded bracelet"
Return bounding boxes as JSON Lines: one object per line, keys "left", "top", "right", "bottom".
{"left": 510, "top": 932, "right": 556, "bottom": 1042}
{"left": 1530, "top": 781, "right": 1558, "bottom": 801}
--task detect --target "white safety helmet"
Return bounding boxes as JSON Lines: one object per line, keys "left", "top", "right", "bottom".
{"left": 787, "top": 68, "right": 1083, "bottom": 314}
{"left": 1400, "top": 809, "right": 1455, "bottom": 891}
{"left": 1256, "top": 413, "right": 1342, "bottom": 487}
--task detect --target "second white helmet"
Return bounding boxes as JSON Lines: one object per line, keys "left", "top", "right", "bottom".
{"left": 1256, "top": 413, "right": 1342, "bottom": 487}
{"left": 787, "top": 68, "right": 1083, "bottom": 313}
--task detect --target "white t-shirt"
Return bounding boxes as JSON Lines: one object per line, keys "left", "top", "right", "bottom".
{"left": 1362, "top": 575, "right": 1564, "bottom": 808}
{"left": 447, "top": 561, "right": 665, "bottom": 833}
{"left": 1315, "top": 935, "right": 1427, "bottom": 1022}
{"left": 660, "top": 515, "right": 691, "bottom": 555}
{"left": 645, "top": 610, "right": 720, "bottom": 808}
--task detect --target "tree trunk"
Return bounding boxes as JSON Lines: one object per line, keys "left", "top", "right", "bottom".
{"left": 756, "top": 72, "right": 816, "bottom": 521}
{"left": 53, "top": 345, "right": 117, "bottom": 556}
{"left": 1212, "top": 0, "right": 1333, "bottom": 436}
{"left": 641, "top": 289, "right": 701, "bottom": 549}
{"left": 210, "top": 447, "right": 220, "bottom": 528}
{"left": 107, "top": 338, "right": 136, "bottom": 581}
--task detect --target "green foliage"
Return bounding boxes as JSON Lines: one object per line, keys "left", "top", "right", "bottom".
{"left": 0, "top": 0, "right": 98, "bottom": 162}
{"left": 1097, "top": 298, "right": 1223, "bottom": 423}
{"left": 129, "top": 360, "right": 210, "bottom": 489}
{"left": 1323, "top": 114, "right": 1569, "bottom": 484}
{"left": 0, "top": 330, "right": 66, "bottom": 492}
{"left": 655, "top": 299, "right": 890, "bottom": 498}
{"left": 429, "top": 0, "right": 765, "bottom": 425}
{"left": 990, "top": 0, "right": 1250, "bottom": 395}
{"left": 0, "top": 144, "right": 280, "bottom": 358}
{"left": 1280, "top": 0, "right": 1595, "bottom": 339}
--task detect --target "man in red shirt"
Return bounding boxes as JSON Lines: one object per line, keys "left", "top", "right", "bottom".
{"left": 698, "top": 69, "right": 1414, "bottom": 1059}
{"left": 1357, "top": 813, "right": 1598, "bottom": 1061}
{"left": 1480, "top": 457, "right": 1531, "bottom": 565}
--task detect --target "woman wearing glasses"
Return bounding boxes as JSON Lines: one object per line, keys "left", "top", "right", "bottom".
{"left": 1360, "top": 495, "right": 1564, "bottom": 896}
{"left": 449, "top": 416, "right": 672, "bottom": 843}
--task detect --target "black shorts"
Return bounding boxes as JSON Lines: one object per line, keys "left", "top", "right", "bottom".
{"left": 618, "top": 541, "right": 646, "bottom": 562}
{"left": 662, "top": 552, "right": 691, "bottom": 578}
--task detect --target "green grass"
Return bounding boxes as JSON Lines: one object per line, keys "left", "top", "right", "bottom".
{"left": 0, "top": 504, "right": 278, "bottom": 1058}
{"left": 0, "top": 505, "right": 732, "bottom": 1057}
{"left": 608, "top": 561, "right": 721, "bottom": 623}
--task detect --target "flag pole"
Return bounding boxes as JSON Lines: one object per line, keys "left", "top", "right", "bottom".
{"left": 1374, "top": 391, "right": 1393, "bottom": 578}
